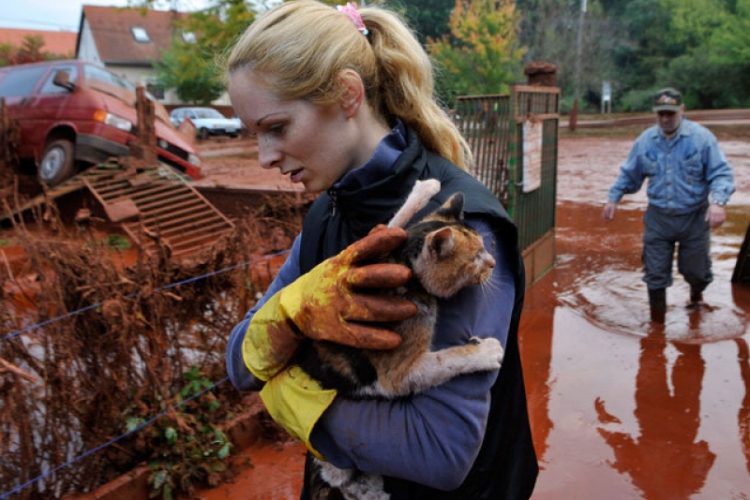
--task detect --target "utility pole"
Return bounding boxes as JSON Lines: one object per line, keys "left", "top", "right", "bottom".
{"left": 570, "top": 0, "right": 587, "bottom": 132}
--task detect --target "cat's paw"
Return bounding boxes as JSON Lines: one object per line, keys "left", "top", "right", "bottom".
{"left": 319, "top": 461, "right": 354, "bottom": 487}
{"left": 469, "top": 337, "right": 504, "bottom": 370}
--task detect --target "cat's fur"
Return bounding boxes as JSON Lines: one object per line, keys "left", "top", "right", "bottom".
{"left": 298, "top": 179, "right": 504, "bottom": 500}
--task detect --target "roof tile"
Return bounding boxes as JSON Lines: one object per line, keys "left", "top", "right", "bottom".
{"left": 0, "top": 28, "right": 77, "bottom": 56}
{"left": 82, "top": 5, "right": 188, "bottom": 65}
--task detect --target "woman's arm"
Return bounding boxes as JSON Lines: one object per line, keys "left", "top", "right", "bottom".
{"left": 225, "top": 235, "right": 303, "bottom": 391}
{"left": 309, "top": 218, "right": 516, "bottom": 490}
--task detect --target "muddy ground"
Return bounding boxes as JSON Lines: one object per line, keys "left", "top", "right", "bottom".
{"left": 3, "top": 117, "right": 749, "bottom": 500}
{"left": 187, "top": 120, "right": 750, "bottom": 500}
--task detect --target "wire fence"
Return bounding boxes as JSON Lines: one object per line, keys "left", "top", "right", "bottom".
{"left": 0, "top": 199, "right": 305, "bottom": 499}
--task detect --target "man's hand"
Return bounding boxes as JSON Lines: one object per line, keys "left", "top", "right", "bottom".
{"left": 602, "top": 202, "right": 617, "bottom": 221}
{"left": 706, "top": 203, "right": 726, "bottom": 228}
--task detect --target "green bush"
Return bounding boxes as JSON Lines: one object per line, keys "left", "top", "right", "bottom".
{"left": 619, "top": 88, "right": 659, "bottom": 113}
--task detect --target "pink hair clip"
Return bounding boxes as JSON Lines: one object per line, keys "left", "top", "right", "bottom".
{"left": 337, "top": 2, "right": 369, "bottom": 36}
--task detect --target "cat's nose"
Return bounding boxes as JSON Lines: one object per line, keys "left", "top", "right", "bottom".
{"left": 485, "top": 254, "right": 496, "bottom": 268}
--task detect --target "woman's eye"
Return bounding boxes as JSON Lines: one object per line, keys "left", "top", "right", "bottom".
{"left": 269, "top": 123, "right": 285, "bottom": 135}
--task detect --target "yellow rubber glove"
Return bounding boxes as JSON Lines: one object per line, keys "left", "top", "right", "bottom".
{"left": 260, "top": 365, "right": 336, "bottom": 459}
{"left": 243, "top": 226, "right": 417, "bottom": 382}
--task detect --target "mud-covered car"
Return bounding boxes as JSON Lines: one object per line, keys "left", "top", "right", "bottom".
{"left": 0, "top": 59, "right": 202, "bottom": 186}
{"left": 169, "top": 107, "right": 243, "bottom": 140}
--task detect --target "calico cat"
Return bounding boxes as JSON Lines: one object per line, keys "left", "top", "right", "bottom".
{"left": 297, "top": 179, "right": 504, "bottom": 500}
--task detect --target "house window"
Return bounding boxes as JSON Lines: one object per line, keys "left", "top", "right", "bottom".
{"left": 182, "top": 31, "right": 196, "bottom": 44}
{"left": 131, "top": 27, "right": 150, "bottom": 43}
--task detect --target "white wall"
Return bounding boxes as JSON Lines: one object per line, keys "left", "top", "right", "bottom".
{"left": 76, "top": 19, "right": 102, "bottom": 64}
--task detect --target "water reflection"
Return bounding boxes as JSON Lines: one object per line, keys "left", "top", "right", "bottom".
{"left": 737, "top": 338, "right": 750, "bottom": 475}
{"left": 595, "top": 325, "right": 715, "bottom": 499}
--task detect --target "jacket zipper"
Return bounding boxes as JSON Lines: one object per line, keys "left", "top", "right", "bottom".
{"left": 329, "top": 189, "right": 338, "bottom": 217}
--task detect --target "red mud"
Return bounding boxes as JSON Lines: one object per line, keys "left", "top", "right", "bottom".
{"left": 3, "top": 123, "right": 748, "bottom": 499}
{"left": 520, "top": 126, "right": 750, "bottom": 499}
{"left": 208, "top": 441, "right": 307, "bottom": 500}
{"left": 190, "top": 123, "right": 750, "bottom": 500}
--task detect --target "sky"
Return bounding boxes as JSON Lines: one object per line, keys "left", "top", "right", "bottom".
{"left": 0, "top": 0, "right": 210, "bottom": 32}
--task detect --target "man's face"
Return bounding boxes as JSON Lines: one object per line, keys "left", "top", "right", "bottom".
{"left": 656, "top": 106, "right": 684, "bottom": 136}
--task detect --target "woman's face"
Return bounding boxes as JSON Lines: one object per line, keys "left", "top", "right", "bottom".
{"left": 228, "top": 70, "right": 360, "bottom": 193}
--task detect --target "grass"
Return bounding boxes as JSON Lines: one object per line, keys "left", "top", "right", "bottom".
{"left": 106, "top": 234, "right": 132, "bottom": 250}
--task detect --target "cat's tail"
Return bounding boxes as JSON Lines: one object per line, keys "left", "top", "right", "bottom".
{"left": 388, "top": 179, "right": 441, "bottom": 229}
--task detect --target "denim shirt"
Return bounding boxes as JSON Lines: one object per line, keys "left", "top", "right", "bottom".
{"left": 607, "top": 118, "right": 735, "bottom": 214}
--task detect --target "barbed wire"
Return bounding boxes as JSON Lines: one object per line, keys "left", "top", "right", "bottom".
{"left": 0, "top": 247, "right": 291, "bottom": 498}
{"left": 2, "top": 249, "right": 289, "bottom": 342}
{"left": 0, "top": 376, "right": 231, "bottom": 499}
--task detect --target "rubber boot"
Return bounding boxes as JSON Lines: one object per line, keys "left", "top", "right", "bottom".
{"left": 648, "top": 288, "right": 667, "bottom": 323}
{"left": 689, "top": 285, "right": 703, "bottom": 305}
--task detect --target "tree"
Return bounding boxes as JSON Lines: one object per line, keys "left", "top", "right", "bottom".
{"left": 390, "top": 0, "right": 454, "bottom": 43}
{"left": 610, "top": 0, "right": 676, "bottom": 94}
{"left": 512, "top": 0, "right": 750, "bottom": 111}
{"left": 0, "top": 35, "right": 66, "bottom": 67}
{"left": 150, "top": 0, "right": 256, "bottom": 104}
{"left": 429, "top": 0, "right": 525, "bottom": 102}
{"left": 515, "top": 0, "right": 618, "bottom": 112}
{"left": 659, "top": 0, "right": 727, "bottom": 48}
{"left": 708, "top": 0, "right": 750, "bottom": 66}
{"left": 663, "top": 0, "right": 750, "bottom": 107}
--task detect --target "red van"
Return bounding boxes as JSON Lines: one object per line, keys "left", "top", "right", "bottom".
{"left": 0, "top": 59, "right": 201, "bottom": 186}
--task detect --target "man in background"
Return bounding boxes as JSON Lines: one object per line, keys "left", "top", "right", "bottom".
{"left": 602, "top": 87, "right": 735, "bottom": 323}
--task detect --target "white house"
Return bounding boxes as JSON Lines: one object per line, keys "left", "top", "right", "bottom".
{"left": 75, "top": 5, "right": 229, "bottom": 105}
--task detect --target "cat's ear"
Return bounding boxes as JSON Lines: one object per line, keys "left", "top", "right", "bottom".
{"left": 427, "top": 227, "right": 456, "bottom": 259}
{"left": 435, "top": 192, "right": 465, "bottom": 222}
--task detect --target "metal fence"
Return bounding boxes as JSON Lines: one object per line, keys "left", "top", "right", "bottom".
{"left": 454, "top": 94, "right": 513, "bottom": 206}
{"left": 455, "top": 85, "right": 560, "bottom": 252}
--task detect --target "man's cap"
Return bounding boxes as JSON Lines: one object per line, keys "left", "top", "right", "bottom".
{"left": 653, "top": 88, "right": 682, "bottom": 113}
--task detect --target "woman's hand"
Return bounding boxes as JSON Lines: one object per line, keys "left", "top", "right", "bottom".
{"left": 282, "top": 225, "right": 417, "bottom": 347}
{"left": 244, "top": 226, "right": 417, "bottom": 381}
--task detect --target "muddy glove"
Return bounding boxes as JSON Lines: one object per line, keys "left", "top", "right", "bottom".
{"left": 260, "top": 365, "right": 337, "bottom": 458}
{"left": 243, "top": 226, "right": 416, "bottom": 382}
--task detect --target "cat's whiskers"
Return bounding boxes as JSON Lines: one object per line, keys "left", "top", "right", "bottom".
{"left": 477, "top": 272, "right": 501, "bottom": 297}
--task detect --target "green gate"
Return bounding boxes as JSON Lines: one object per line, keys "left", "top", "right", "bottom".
{"left": 455, "top": 85, "right": 560, "bottom": 284}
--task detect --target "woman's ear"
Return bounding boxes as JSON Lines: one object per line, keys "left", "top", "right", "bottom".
{"left": 338, "top": 69, "right": 364, "bottom": 119}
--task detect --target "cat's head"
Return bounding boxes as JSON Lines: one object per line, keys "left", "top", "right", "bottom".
{"left": 405, "top": 193, "right": 496, "bottom": 298}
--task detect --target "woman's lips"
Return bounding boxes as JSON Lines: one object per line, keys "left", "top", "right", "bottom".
{"left": 289, "top": 168, "right": 303, "bottom": 183}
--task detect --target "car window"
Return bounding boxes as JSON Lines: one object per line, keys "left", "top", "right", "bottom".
{"left": 195, "top": 108, "right": 223, "bottom": 119}
{"left": 0, "top": 66, "right": 48, "bottom": 97}
{"left": 39, "top": 65, "right": 79, "bottom": 95}
{"left": 83, "top": 64, "right": 136, "bottom": 92}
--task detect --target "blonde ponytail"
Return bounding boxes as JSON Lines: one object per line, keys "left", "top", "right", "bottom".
{"left": 361, "top": 7, "right": 473, "bottom": 170}
{"left": 227, "top": 0, "right": 472, "bottom": 170}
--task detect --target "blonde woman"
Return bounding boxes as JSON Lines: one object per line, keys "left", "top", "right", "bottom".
{"left": 225, "top": 2, "right": 538, "bottom": 498}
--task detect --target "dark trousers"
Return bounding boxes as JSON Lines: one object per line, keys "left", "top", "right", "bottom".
{"left": 642, "top": 204, "right": 713, "bottom": 292}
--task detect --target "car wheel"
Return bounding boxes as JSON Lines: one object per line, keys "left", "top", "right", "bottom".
{"left": 199, "top": 128, "right": 210, "bottom": 140}
{"left": 39, "top": 138, "right": 76, "bottom": 187}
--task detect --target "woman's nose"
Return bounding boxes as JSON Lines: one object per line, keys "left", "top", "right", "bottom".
{"left": 257, "top": 136, "right": 281, "bottom": 170}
